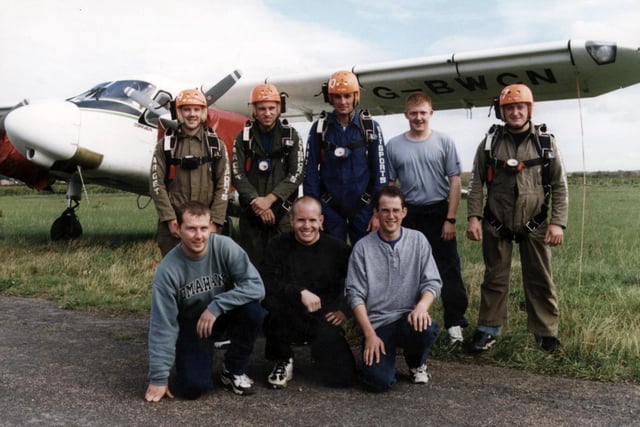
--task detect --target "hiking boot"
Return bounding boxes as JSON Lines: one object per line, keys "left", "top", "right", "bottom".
{"left": 535, "top": 335, "right": 562, "bottom": 353}
{"left": 410, "top": 364, "right": 430, "bottom": 384}
{"left": 268, "top": 358, "right": 293, "bottom": 389}
{"left": 468, "top": 330, "right": 497, "bottom": 353}
{"left": 221, "top": 365, "right": 255, "bottom": 395}
{"left": 447, "top": 326, "right": 464, "bottom": 346}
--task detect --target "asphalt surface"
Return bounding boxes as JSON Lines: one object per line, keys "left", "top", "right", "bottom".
{"left": 1, "top": 296, "right": 639, "bottom": 426}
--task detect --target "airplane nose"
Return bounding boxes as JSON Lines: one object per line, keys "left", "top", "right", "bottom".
{"left": 5, "top": 100, "right": 80, "bottom": 168}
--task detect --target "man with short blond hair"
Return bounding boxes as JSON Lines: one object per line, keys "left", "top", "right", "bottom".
{"left": 386, "top": 92, "right": 469, "bottom": 346}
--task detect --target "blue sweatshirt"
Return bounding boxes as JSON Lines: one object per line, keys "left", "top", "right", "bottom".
{"left": 148, "top": 234, "right": 264, "bottom": 385}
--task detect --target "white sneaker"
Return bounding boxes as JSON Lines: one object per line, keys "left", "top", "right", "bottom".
{"left": 447, "top": 326, "right": 464, "bottom": 345}
{"left": 268, "top": 358, "right": 293, "bottom": 389}
{"left": 410, "top": 364, "right": 430, "bottom": 384}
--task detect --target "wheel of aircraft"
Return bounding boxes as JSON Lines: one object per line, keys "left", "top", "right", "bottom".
{"left": 50, "top": 201, "right": 83, "bottom": 241}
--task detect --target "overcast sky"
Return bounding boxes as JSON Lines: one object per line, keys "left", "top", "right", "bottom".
{"left": 1, "top": 0, "right": 639, "bottom": 171}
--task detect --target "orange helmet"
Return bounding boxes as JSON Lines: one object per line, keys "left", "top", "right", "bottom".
{"left": 499, "top": 84, "right": 534, "bottom": 119}
{"left": 327, "top": 70, "right": 360, "bottom": 106}
{"left": 249, "top": 83, "right": 282, "bottom": 119}
{"left": 250, "top": 83, "right": 281, "bottom": 104}
{"left": 175, "top": 88, "right": 208, "bottom": 123}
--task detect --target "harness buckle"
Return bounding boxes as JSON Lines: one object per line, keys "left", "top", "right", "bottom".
{"left": 282, "top": 198, "right": 294, "bottom": 212}
{"left": 321, "top": 193, "right": 333, "bottom": 205}
{"left": 180, "top": 155, "right": 200, "bottom": 170}
{"left": 360, "top": 192, "right": 372, "bottom": 205}
{"left": 524, "top": 218, "right": 541, "bottom": 233}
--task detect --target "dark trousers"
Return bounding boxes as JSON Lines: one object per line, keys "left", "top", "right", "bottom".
{"left": 360, "top": 315, "right": 439, "bottom": 393}
{"left": 263, "top": 310, "right": 356, "bottom": 388}
{"left": 404, "top": 201, "right": 469, "bottom": 329}
{"left": 174, "top": 301, "right": 266, "bottom": 398}
{"left": 321, "top": 200, "right": 372, "bottom": 245}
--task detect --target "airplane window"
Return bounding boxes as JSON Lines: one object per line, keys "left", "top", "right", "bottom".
{"left": 141, "top": 90, "right": 172, "bottom": 128}
{"left": 68, "top": 82, "right": 110, "bottom": 102}
{"left": 68, "top": 80, "right": 157, "bottom": 113}
{"left": 100, "top": 81, "right": 155, "bottom": 103}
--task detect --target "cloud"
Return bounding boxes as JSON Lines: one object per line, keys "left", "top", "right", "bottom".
{"left": 0, "top": 0, "right": 374, "bottom": 104}
{"left": 1, "top": 0, "right": 638, "bottom": 171}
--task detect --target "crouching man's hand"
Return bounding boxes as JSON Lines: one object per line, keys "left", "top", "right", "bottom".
{"left": 145, "top": 384, "right": 174, "bottom": 402}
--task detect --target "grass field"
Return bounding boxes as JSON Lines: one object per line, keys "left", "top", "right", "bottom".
{"left": 1, "top": 174, "right": 639, "bottom": 383}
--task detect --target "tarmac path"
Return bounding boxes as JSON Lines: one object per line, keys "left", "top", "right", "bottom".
{"left": 1, "top": 296, "right": 638, "bottom": 426}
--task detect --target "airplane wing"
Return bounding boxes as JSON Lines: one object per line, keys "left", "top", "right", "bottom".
{"left": 3, "top": 38, "right": 640, "bottom": 239}
{"left": 214, "top": 39, "right": 640, "bottom": 119}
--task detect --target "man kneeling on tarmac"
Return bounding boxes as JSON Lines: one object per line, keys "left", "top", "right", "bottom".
{"left": 260, "top": 196, "right": 356, "bottom": 388}
{"left": 145, "top": 200, "right": 266, "bottom": 401}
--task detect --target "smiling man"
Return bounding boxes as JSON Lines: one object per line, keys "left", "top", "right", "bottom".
{"left": 260, "top": 196, "right": 356, "bottom": 389}
{"left": 346, "top": 186, "right": 441, "bottom": 392}
{"left": 303, "top": 70, "right": 389, "bottom": 245}
{"left": 386, "top": 93, "right": 469, "bottom": 347}
{"left": 150, "top": 89, "right": 230, "bottom": 257}
{"left": 145, "top": 201, "right": 266, "bottom": 402}
{"left": 466, "top": 83, "right": 569, "bottom": 354}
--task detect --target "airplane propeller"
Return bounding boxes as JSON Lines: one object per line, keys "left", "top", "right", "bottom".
{"left": 202, "top": 69, "right": 242, "bottom": 105}
{"left": 125, "top": 69, "right": 244, "bottom": 132}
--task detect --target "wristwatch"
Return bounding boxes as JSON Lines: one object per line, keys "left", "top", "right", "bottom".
{"left": 445, "top": 217, "right": 457, "bottom": 224}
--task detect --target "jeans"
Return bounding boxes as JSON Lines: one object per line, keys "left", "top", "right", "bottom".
{"left": 361, "top": 314, "right": 438, "bottom": 393}
{"left": 174, "top": 301, "right": 266, "bottom": 399}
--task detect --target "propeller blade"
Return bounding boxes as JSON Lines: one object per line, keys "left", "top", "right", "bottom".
{"left": 202, "top": 69, "right": 243, "bottom": 105}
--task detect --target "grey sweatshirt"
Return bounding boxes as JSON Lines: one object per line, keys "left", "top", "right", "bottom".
{"left": 148, "top": 234, "right": 264, "bottom": 385}
{"left": 346, "top": 227, "right": 442, "bottom": 330}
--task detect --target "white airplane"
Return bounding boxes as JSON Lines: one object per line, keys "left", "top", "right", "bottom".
{"left": 1, "top": 39, "right": 639, "bottom": 239}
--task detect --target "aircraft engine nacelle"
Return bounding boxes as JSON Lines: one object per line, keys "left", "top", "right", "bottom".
{"left": 0, "top": 130, "right": 51, "bottom": 190}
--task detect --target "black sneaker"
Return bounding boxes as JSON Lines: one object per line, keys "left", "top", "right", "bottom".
{"left": 467, "top": 330, "right": 497, "bottom": 353}
{"left": 221, "top": 365, "right": 255, "bottom": 395}
{"left": 535, "top": 335, "right": 562, "bottom": 353}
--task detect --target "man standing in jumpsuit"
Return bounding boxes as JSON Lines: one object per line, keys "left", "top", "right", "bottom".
{"left": 150, "top": 88, "right": 230, "bottom": 256}
{"left": 466, "top": 83, "right": 568, "bottom": 353}
{"left": 231, "top": 83, "right": 304, "bottom": 266}
{"left": 303, "top": 70, "right": 389, "bottom": 245}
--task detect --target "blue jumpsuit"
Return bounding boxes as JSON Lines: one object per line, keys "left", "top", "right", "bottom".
{"left": 303, "top": 110, "right": 389, "bottom": 244}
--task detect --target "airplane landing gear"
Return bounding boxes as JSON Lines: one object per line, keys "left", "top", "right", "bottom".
{"left": 50, "top": 200, "right": 83, "bottom": 240}
{"left": 50, "top": 176, "right": 83, "bottom": 241}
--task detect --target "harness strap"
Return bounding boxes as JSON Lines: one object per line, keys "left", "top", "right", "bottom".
{"left": 316, "top": 110, "right": 378, "bottom": 212}
{"left": 483, "top": 123, "right": 554, "bottom": 239}
{"left": 163, "top": 126, "right": 221, "bottom": 185}
{"left": 242, "top": 119, "right": 294, "bottom": 172}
